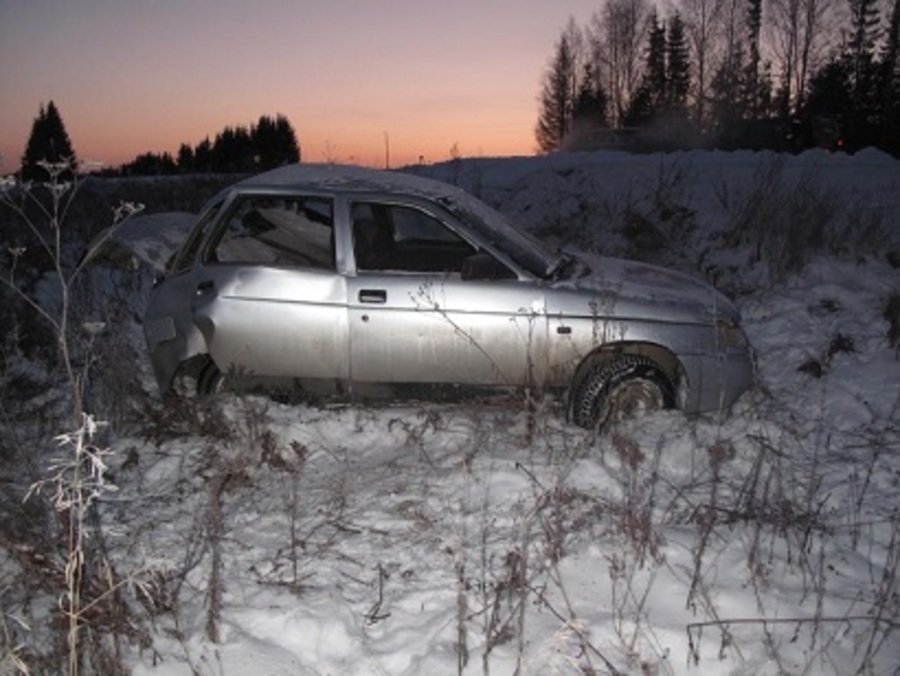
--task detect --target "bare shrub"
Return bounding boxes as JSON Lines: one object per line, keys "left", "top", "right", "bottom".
{"left": 619, "top": 159, "right": 696, "bottom": 267}
{"left": 827, "top": 197, "right": 892, "bottom": 260}
{"left": 797, "top": 331, "right": 858, "bottom": 378}
{"left": 532, "top": 194, "right": 607, "bottom": 253}
{"left": 678, "top": 396, "right": 900, "bottom": 673}
{"left": 0, "top": 161, "right": 151, "bottom": 674}
{"left": 708, "top": 155, "right": 846, "bottom": 288}
{"left": 0, "top": 611, "right": 29, "bottom": 676}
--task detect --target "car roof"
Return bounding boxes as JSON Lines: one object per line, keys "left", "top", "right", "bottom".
{"left": 228, "top": 163, "right": 462, "bottom": 201}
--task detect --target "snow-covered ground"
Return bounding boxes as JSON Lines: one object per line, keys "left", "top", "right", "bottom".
{"left": 3, "top": 149, "right": 899, "bottom": 675}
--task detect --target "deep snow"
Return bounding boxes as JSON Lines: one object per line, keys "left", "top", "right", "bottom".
{"left": 4, "top": 149, "right": 900, "bottom": 675}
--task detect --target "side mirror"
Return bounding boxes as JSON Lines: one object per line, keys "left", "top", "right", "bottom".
{"left": 461, "top": 252, "right": 515, "bottom": 281}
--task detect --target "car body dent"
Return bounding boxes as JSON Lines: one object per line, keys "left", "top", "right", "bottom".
{"left": 198, "top": 266, "right": 349, "bottom": 380}
{"left": 143, "top": 266, "right": 208, "bottom": 391}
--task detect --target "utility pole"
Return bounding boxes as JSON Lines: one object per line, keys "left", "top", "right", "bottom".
{"left": 384, "top": 131, "right": 390, "bottom": 169}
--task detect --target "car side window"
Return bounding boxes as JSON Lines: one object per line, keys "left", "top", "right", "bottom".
{"left": 209, "top": 196, "right": 335, "bottom": 270}
{"left": 170, "top": 198, "right": 226, "bottom": 273}
{"left": 352, "top": 201, "right": 476, "bottom": 273}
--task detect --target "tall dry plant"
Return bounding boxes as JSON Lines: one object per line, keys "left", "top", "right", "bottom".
{"left": 1, "top": 159, "right": 144, "bottom": 674}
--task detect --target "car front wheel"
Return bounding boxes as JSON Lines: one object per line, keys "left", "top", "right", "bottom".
{"left": 571, "top": 354, "right": 675, "bottom": 429}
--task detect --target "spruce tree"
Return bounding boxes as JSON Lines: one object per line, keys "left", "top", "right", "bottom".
{"left": 568, "top": 61, "right": 610, "bottom": 147}
{"left": 667, "top": 13, "right": 691, "bottom": 111}
{"left": 252, "top": 115, "right": 280, "bottom": 169}
{"left": 212, "top": 125, "right": 254, "bottom": 172}
{"left": 623, "top": 85, "right": 656, "bottom": 126}
{"left": 251, "top": 114, "right": 300, "bottom": 169}
{"left": 177, "top": 143, "right": 195, "bottom": 172}
{"left": 880, "top": 0, "right": 900, "bottom": 154}
{"left": 194, "top": 138, "right": 212, "bottom": 173}
{"left": 745, "top": 0, "right": 763, "bottom": 119}
{"left": 535, "top": 24, "right": 580, "bottom": 152}
{"left": 646, "top": 12, "right": 668, "bottom": 110}
{"left": 623, "top": 11, "right": 666, "bottom": 126}
{"left": 20, "top": 101, "right": 77, "bottom": 181}
{"left": 273, "top": 114, "right": 301, "bottom": 164}
{"left": 573, "top": 62, "right": 610, "bottom": 128}
{"left": 844, "top": 0, "right": 882, "bottom": 148}
{"left": 709, "top": 48, "right": 748, "bottom": 145}
{"left": 802, "top": 59, "right": 851, "bottom": 148}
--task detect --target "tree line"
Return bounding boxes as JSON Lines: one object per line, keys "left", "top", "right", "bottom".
{"left": 536, "top": 0, "right": 900, "bottom": 155}
{"left": 117, "top": 114, "right": 300, "bottom": 176}
{"left": 17, "top": 106, "right": 301, "bottom": 178}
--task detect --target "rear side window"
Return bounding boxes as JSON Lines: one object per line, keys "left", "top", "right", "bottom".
{"left": 170, "top": 199, "right": 226, "bottom": 273}
{"left": 209, "top": 195, "right": 335, "bottom": 270}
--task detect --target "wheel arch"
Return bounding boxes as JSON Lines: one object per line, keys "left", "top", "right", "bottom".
{"left": 567, "top": 342, "right": 686, "bottom": 415}
{"left": 168, "top": 353, "right": 224, "bottom": 396}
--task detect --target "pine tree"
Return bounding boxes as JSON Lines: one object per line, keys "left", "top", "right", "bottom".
{"left": 623, "top": 85, "right": 656, "bottom": 126}
{"left": 709, "top": 47, "right": 748, "bottom": 143}
{"left": 573, "top": 61, "right": 610, "bottom": 128}
{"left": 847, "top": 0, "right": 882, "bottom": 87}
{"left": 623, "top": 11, "right": 666, "bottom": 126}
{"left": 883, "top": 0, "right": 900, "bottom": 88}
{"left": 880, "top": 0, "right": 900, "bottom": 154}
{"left": 274, "top": 115, "right": 301, "bottom": 164}
{"left": 745, "top": 0, "right": 763, "bottom": 118}
{"left": 177, "top": 143, "right": 195, "bottom": 172}
{"left": 844, "top": 0, "right": 882, "bottom": 148}
{"left": 253, "top": 115, "right": 280, "bottom": 169}
{"left": 802, "top": 59, "right": 851, "bottom": 148}
{"left": 251, "top": 114, "right": 300, "bottom": 169}
{"left": 212, "top": 125, "right": 254, "bottom": 172}
{"left": 20, "top": 101, "right": 77, "bottom": 181}
{"left": 535, "top": 22, "right": 581, "bottom": 152}
{"left": 666, "top": 12, "right": 691, "bottom": 110}
{"left": 194, "top": 137, "right": 212, "bottom": 173}
{"left": 646, "top": 12, "right": 668, "bottom": 109}
{"left": 567, "top": 61, "right": 610, "bottom": 147}
{"left": 124, "top": 152, "right": 177, "bottom": 176}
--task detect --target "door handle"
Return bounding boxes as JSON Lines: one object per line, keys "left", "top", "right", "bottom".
{"left": 358, "top": 289, "right": 387, "bottom": 304}
{"left": 196, "top": 279, "right": 215, "bottom": 296}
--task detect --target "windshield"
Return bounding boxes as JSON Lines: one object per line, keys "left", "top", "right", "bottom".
{"left": 439, "top": 194, "right": 559, "bottom": 278}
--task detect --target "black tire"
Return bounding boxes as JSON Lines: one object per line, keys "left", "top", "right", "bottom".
{"left": 196, "top": 359, "right": 226, "bottom": 395}
{"left": 571, "top": 355, "right": 675, "bottom": 429}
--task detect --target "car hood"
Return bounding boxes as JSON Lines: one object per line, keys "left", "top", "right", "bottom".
{"left": 551, "top": 253, "right": 741, "bottom": 325}
{"left": 82, "top": 211, "right": 196, "bottom": 272}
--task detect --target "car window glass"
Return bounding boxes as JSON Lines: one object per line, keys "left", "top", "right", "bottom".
{"left": 351, "top": 201, "right": 477, "bottom": 273}
{"left": 210, "top": 195, "right": 334, "bottom": 270}
{"left": 170, "top": 198, "right": 225, "bottom": 273}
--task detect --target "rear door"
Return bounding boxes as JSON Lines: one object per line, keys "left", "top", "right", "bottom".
{"left": 194, "top": 193, "right": 349, "bottom": 380}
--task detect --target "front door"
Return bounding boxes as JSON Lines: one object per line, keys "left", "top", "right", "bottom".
{"left": 346, "top": 199, "right": 546, "bottom": 387}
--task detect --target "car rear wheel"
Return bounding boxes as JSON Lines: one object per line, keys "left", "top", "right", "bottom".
{"left": 196, "top": 359, "right": 226, "bottom": 395}
{"left": 571, "top": 355, "right": 675, "bottom": 429}
{"left": 171, "top": 357, "right": 226, "bottom": 397}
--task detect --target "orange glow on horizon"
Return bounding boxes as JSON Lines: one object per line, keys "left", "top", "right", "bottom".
{"left": 1, "top": 1, "right": 599, "bottom": 174}
{"left": 3, "top": 102, "right": 539, "bottom": 173}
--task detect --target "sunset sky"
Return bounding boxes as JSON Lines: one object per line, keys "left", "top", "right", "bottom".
{"left": 1, "top": 0, "right": 601, "bottom": 172}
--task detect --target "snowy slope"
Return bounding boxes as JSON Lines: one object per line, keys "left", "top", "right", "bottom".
{"left": 4, "top": 149, "right": 899, "bottom": 675}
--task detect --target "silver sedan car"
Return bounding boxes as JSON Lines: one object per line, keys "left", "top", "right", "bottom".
{"left": 102, "top": 164, "right": 754, "bottom": 429}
